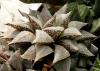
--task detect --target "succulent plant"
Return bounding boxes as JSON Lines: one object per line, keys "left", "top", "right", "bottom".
{"left": 0, "top": 4, "right": 98, "bottom": 71}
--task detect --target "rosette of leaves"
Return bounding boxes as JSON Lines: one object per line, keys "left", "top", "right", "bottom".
{"left": 1, "top": 4, "right": 98, "bottom": 71}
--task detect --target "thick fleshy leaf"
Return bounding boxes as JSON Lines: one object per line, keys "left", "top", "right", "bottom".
{"left": 9, "top": 31, "right": 35, "bottom": 45}
{"left": 19, "top": 9, "right": 38, "bottom": 18}
{"left": 2, "top": 29, "right": 19, "bottom": 40}
{"left": 63, "top": 27, "right": 82, "bottom": 37}
{"left": 26, "top": 15, "right": 42, "bottom": 31}
{"left": 55, "top": 12, "right": 71, "bottom": 28}
{"left": 75, "top": 30, "right": 96, "bottom": 41}
{"left": 44, "top": 12, "right": 71, "bottom": 28}
{"left": 21, "top": 45, "right": 36, "bottom": 60}
{"left": 0, "top": 62, "right": 14, "bottom": 71}
{"left": 43, "top": 26, "right": 64, "bottom": 39}
{"left": 54, "top": 57, "right": 71, "bottom": 71}
{"left": 77, "top": 43, "right": 94, "bottom": 56}
{"left": 90, "top": 44, "right": 98, "bottom": 54}
{"left": 34, "top": 44, "right": 53, "bottom": 62}
{"left": 54, "top": 4, "right": 68, "bottom": 15}
{"left": 53, "top": 45, "right": 70, "bottom": 64}
{"left": 43, "top": 16, "right": 56, "bottom": 28}
{"left": 33, "top": 30, "right": 54, "bottom": 44}
{"left": 6, "top": 22, "right": 32, "bottom": 31}
{"left": 8, "top": 50, "right": 23, "bottom": 71}
{"left": 68, "top": 21, "right": 88, "bottom": 30}
{"left": 39, "top": 5, "right": 52, "bottom": 23}
{"left": 61, "top": 40, "right": 79, "bottom": 52}
{"left": 18, "top": 9, "right": 30, "bottom": 18}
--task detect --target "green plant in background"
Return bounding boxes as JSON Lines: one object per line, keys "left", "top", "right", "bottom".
{"left": 93, "top": 60, "right": 100, "bottom": 71}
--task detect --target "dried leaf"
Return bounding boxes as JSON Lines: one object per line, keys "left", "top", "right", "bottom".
{"left": 33, "top": 30, "right": 54, "bottom": 44}
{"left": 53, "top": 45, "right": 70, "bottom": 64}
{"left": 21, "top": 45, "right": 36, "bottom": 60}
{"left": 35, "top": 44, "right": 53, "bottom": 62}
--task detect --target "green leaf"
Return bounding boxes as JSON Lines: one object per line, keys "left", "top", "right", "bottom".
{"left": 78, "top": 5, "right": 90, "bottom": 22}
{"left": 90, "top": 18, "right": 100, "bottom": 33}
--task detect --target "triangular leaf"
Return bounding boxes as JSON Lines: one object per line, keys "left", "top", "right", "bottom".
{"left": 2, "top": 29, "right": 19, "bottom": 40}
{"left": 21, "top": 45, "right": 36, "bottom": 61}
{"left": 35, "top": 44, "right": 53, "bottom": 62}
{"left": 9, "top": 31, "right": 35, "bottom": 45}
{"left": 77, "top": 43, "right": 94, "bottom": 56}
{"left": 33, "top": 30, "right": 54, "bottom": 44}
{"left": 54, "top": 4, "right": 68, "bottom": 15}
{"left": 55, "top": 12, "right": 71, "bottom": 28}
{"left": 75, "top": 30, "right": 96, "bottom": 41}
{"left": 53, "top": 45, "right": 70, "bottom": 64}
{"left": 61, "top": 40, "right": 79, "bottom": 52}
{"left": 63, "top": 27, "right": 82, "bottom": 37}
{"left": 54, "top": 57, "right": 71, "bottom": 71}
{"left": 68, "top": 21, "right": 88, "bottom": 30}
{"left": 43, "top": 16, "right": 56, "bottom": 28}
{"left": 43, "top": 26, "right": 64, "bottom": 39}
{"left": 6, "top": 22, "right": 32, "bottom": 31}
{"left": 39, "top": 5, "right": 52, "bottom": 23}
